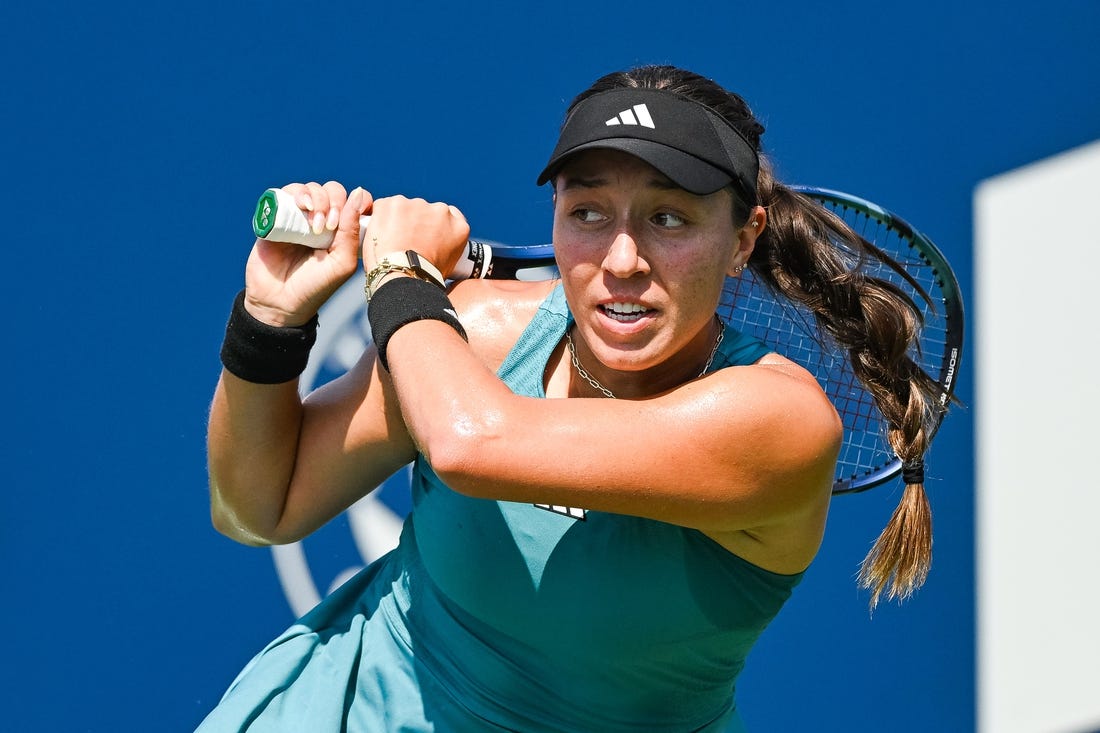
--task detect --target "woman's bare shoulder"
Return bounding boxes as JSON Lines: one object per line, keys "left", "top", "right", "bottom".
{"left": 448, "top": 279, "right": 560, "bottom": 371}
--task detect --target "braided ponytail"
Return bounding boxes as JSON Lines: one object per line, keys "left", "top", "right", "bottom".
{"left": 753, "top": 167, "right": 942, "bottom": 608}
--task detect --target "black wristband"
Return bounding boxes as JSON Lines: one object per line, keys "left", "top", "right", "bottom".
{"left": 219, "top": 290, "right": 318, "bottom": 384}
{"left": 367, "top": 277, "right": 468, "bottom": 371}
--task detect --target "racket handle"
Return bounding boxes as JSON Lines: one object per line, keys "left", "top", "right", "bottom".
{"left": 251, "top": 188, "right": 493, "bottom": 280}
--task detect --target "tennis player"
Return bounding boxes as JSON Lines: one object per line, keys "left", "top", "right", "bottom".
{"left": 200, "top": 65, "right": 937, "bottom": 732}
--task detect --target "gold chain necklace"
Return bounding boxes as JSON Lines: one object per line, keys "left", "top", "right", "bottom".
{"left": 565, "top": 318, "right": 724, "bottom": 399}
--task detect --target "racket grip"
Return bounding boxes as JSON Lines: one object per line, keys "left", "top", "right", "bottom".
{"left": 251, "top": 188, "right": 493, "bottom": 280}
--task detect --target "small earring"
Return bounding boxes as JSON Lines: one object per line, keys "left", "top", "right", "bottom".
{"left": 732, "top": 264, "right": 746, "bottom": 274}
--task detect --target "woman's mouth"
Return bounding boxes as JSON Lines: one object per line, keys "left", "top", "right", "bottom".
{"left": 600, "top": 302, "right": 653, "bottom": 323}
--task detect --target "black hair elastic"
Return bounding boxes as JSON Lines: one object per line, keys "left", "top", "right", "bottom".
{"left": 901, "top": 460, "right": 925, "bottom": 485}
{"left": 220, "top": 290, "right": 319, "bottom": 384}
{"left": 368, "top": 277, "right": 468, "bottom": 371}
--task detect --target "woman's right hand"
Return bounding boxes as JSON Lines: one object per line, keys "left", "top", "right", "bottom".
{"left": 242, "top": 181, "right": 372, "bottom": 327}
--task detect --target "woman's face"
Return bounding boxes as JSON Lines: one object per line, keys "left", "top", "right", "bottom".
{"left": 552, "top": 149, "right": 757, "bottom": 386}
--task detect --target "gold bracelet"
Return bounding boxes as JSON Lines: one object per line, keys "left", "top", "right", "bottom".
{"left": 364, "top": 263, "right": 414, "bottom": 301}
{"left": 364, "top": 251, "right": 447, "bottom": 302}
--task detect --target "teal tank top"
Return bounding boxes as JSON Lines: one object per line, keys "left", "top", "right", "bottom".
{"left": 197, "top": 284, "right": 804, "bottom": 733}
{"left": 407, "top": 284, "right": 803, "bottom": 731}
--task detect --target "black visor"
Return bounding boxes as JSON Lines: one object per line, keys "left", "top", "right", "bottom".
{"left": 536, "top": 87, "right": 758, "bottom": 205}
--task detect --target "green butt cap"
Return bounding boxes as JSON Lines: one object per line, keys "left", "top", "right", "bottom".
{"left": 253, "top": 189, "right": 279, "bottom": 238}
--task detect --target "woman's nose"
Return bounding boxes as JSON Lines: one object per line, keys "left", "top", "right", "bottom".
{"left": 602, "top": 230, "right": 650, "bottom": 278}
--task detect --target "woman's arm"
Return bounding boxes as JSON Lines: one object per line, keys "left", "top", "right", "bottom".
{"left": 208, "top": 351, "right": 417, "bottom": 546}
{"left": 207, "top": 183, "right": 419, "bottom": 545}
{"left": 386, "top": 314, "right": 840, "bottom": 535}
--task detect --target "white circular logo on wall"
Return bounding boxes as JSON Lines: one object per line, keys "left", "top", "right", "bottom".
{"left": 270, "top": 278, "right": 408, "bottom": 618}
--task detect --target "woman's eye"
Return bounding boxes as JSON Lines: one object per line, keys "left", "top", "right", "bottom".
{"left": 653, "top": 212, "right": 686, "bottom": 228}
{"left": 572, "top": 208, "right": 605, "bottom": 223}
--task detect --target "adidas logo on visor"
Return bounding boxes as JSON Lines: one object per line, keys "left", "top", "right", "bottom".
{"left": 606, "top": 103, "right": 655, "bottom": 129}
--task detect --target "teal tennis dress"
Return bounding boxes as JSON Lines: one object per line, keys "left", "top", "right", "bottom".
{"left": 196, "top": 284, "right": 803, "bottom": 732}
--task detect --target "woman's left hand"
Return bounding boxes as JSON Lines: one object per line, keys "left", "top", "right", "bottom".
{"left": 361, "top": 195, "right": 471, "bottom": 279}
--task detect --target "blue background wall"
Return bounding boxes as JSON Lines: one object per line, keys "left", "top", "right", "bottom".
{"left": 3, "top": 2, "right": 1097, "bottom": 730}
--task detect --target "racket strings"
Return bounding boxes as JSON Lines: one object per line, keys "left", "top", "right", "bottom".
{"left": 721, "top": 204, "right": 954, "bottom": 493}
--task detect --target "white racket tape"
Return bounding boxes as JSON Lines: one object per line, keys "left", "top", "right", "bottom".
{"left": 252, "top": 188, "right": 492, "bottom": 280}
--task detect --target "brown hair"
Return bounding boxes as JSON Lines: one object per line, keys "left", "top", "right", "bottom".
{"left": 569, "top": 65, "right": 945, "bottom": 609}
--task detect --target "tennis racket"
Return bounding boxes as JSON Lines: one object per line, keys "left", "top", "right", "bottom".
{"left": 255, "top": 186, "right": 964, "bottom": 495}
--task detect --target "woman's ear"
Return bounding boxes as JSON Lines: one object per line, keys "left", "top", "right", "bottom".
{"left": 727, "top": 205, "right": 766, "bottom": 277}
